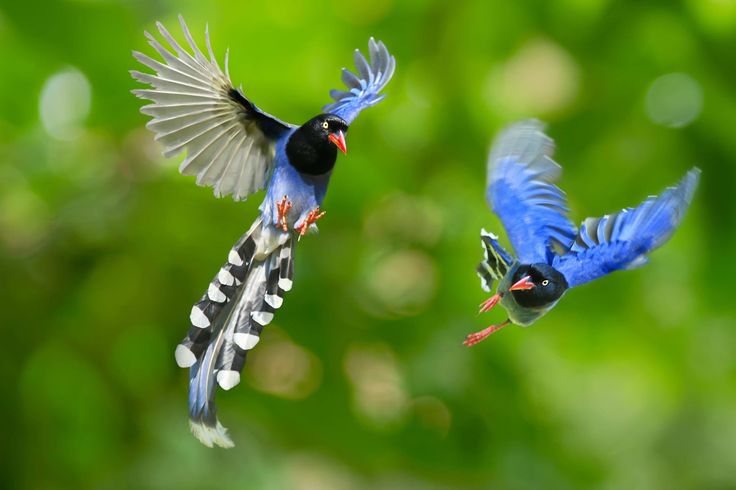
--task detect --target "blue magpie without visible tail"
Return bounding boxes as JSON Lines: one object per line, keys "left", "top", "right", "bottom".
{"left": 467, "top": 120, "right": 700, "bottom": 346}
{"left": 131, "top": 16, "right": 395, "bottom": 447}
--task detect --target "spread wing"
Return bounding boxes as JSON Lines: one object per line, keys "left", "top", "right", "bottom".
{"left": 131, "top": 15, "right": 294, "bottom": 201}
{"left": 486, "top": 120, "right": 578, "bottom": 264}
{"left": 552, "top": 168, "right": 700, "bottom": 288}
{"left": 476, "top": 229, "right": 516, "bottom": 292}
{"left": 323, "top": 38, "right": 396, "bottom": 125}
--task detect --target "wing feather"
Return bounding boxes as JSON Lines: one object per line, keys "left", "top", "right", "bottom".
{"left": 552, "top": 168, "right": 700, "bottom": 287}
{"left": 476, "top": 229, "right": 516, "bottom": 292}
{"left": 486, "top": 120, "right": 577, "bottom": 264}
{"left": 323, "top": 38, "right": 396, "bottom": 125}
{"left": 132, "top": 15, "right": 293, "bottom": 201}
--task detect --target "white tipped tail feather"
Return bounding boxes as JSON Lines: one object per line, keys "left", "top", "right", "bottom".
{"left": 177, "top": 218, "right": 296, "bottom": 447}
{"left": 189, "top": 419, "right": 235, "bottom": 449}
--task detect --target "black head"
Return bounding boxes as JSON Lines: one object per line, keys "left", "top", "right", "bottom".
{"left": 508, "top": 263, "right": 568, "bottom": 308}
{"left": 286, "top": 114, "right": 349, "bottom": 175}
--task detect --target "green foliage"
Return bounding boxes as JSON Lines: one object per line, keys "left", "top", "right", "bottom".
{"left": 1, "top": 0, "right": 735, "bottom": 488}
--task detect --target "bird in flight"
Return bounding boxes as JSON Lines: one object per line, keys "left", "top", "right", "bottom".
{"left": 131, "top": 15, "right": 395, "bottom": 447}
{"left": 467, "top": 120, "right": 699, "bottom": 347}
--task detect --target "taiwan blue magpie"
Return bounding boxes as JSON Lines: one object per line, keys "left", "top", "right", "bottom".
{"left": 132, "top": 16, "right": 395, "bottom": 446}
{"left": 467, "top": 120, "right": 699, "bottom": 346}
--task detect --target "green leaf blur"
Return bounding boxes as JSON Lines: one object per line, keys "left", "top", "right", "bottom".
{"left": 1, "top": 0, "right": 735, "bottom": 489}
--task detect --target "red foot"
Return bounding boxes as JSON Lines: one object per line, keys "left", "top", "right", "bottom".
{"left": 276, "top": 195, "right": 293, "bottom": 232}
{"left": 295, "top": 207, "right": 326, "bottom": 239}
{"left": 479, "top": 294, "right": 502, "bottom": 314}
{"left": 463, "top": 320, "right": 510, "bottom": 347}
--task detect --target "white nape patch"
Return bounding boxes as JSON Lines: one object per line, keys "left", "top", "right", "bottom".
{"left": 251, "top": 310, "right": 274, "bottom": 325}
{"left": 264, "top": 294, "right": 283, "bottom": 309}
{"left": 278, "top": 277, "right": 293, "bottom": 291}
{"left": 228, "top": 249, "right": 243, "bottom": 266}
{"left": 190, "top": 306, "right": 210, "bottom": 328}
{"left": 233, "top": 332, "right": 260, "bottom": 350}
{"left": 207, "top": 283, "right": 226, "bottom": 303}
{"left": 218, "top": 268, "right": 235, "bottom": 286}
{"left": 189, "top": 420, "right": 234, "bottom": 449}
{"left": 216, "top": 370, "right": 241, "bottom": 390}
{"left": 175, "top": 344, "right": 196, "bottom": 368}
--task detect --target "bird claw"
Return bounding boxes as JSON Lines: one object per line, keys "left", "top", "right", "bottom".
{"left": 478, "top": 294, "right": 502, "bottom": 314}
{"left": 276, "top": 195, "right": 293, "bottom": 232}
{"left": 294, "top": 207, "right": 326, "bottom": 239}
{"left": 463, "top": 320, "right": 510, "bottom": 347}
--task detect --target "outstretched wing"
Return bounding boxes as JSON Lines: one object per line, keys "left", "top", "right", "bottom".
{"left": 323, "top": 38, "right": 396, "bottom": 125}
{"left": 476, "top": 229, "right": 516, "bottom": 292}
{"left": 486, "top": 120, "right": 577, "bottom": 264}
{"left": 131, "top": 15, "right": 294, "bottom": 201}
{"left": 552, "top": 168, "right": 700, "bottom": 288}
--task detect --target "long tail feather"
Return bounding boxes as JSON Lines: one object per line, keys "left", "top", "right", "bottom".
{"left": 179, "top": 218, "right": 295, "bottom": 447}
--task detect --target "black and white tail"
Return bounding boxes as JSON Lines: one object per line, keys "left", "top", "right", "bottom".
{"left": 175, "top": 218, "right": 295, "bottom": 447}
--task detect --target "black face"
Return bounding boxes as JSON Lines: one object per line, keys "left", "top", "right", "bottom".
{"left": 509, "top": 263, "right": 568, "bottom": 308}
{"left": 286, "top": 114, "right": 349, "bottom": 175}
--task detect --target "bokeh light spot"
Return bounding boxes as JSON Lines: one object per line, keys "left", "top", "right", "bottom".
{"left": 485, "top": 39, "right": 580, "bottom": 116}
{"left": 686, "top": 0, "right": 736, "bottom": 34}
{"left": 286, "top": 453, "right": 359, "bottom": 490}
{"left": 0, "top": 169, "right": 50, "bottom": 254}
{"left": 645, "top": 73, "right": 703, "bottom": 128}
{"left": 361, "top": 249, "right": 438, "bottom": 317}
{"left": 39, "top": 67, "right": 91, "bottom": 141}
{"left": 344, "top": 343, "right": 408, "bottom": 429}
{"left": 412, "top": 396, "right": 452, "bottom": 437}
{"left": 246, "top": 328, "right": 322, "bottom": 400}
{"left": 363, "top": 192, "right": 444, "bottom": 246}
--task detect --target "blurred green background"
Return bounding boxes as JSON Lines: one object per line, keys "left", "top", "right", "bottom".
{"left": 2, "top": 0, "right": 736, "bottom": 488}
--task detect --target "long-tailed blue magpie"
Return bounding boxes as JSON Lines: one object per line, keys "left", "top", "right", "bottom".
{"left": 466, "top": 120, "right": 700, "bottom": 347}
{"left": 131, "top": 16, "right": 395, "bottom": 447}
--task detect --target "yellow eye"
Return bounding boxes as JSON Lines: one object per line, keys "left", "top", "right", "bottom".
{"left": 322, "top": 121, "right": 329, "bottom": 129}
{"left": 542, "top": 280, "right": 549, "bottom": 286}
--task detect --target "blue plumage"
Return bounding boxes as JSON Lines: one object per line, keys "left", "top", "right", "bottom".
{"left": 553, "top": 170, "right": 699, "bottom": 287}
{"left": 132, "top": 16, "right": 395, "bottom": 447}
{"left": 467, "top": 120, "right": 699, "bottom": 347}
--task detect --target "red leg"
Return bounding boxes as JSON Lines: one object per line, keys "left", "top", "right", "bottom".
{"left": 294, "top": 207, "right": 326, "bottom": 239}
{"left": 276, "top": 195, "right": 293, "bottom": 232}
{"left": 463, "top": 320, "right": 510, "bottom": 347}
{"left": 478, "top": 293, "right": 502, "bottom": 314}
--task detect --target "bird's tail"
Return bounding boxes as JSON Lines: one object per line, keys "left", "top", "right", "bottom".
{"left": 175, "top": 218, "right": 294, "bottom": 447}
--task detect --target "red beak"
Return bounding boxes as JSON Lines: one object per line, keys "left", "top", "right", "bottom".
{"left": 328, "top": 130, "right": 347, "bottom": 154}
{"left": 509, "top": 275, "right": 535, "bottom": 291}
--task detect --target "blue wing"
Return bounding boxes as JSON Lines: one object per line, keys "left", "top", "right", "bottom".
{"left": 323, "top": 38, "right": 396, "bottom": 125}
{"left": 552, "top": 168, "right": 700, "bottom": 288}
{"left": 486, "top": 120, "right": 577, "bottom": 264}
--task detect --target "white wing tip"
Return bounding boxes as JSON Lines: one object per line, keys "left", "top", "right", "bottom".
{"left": 189, "top": 420, "right": 234, "bottom": 448}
